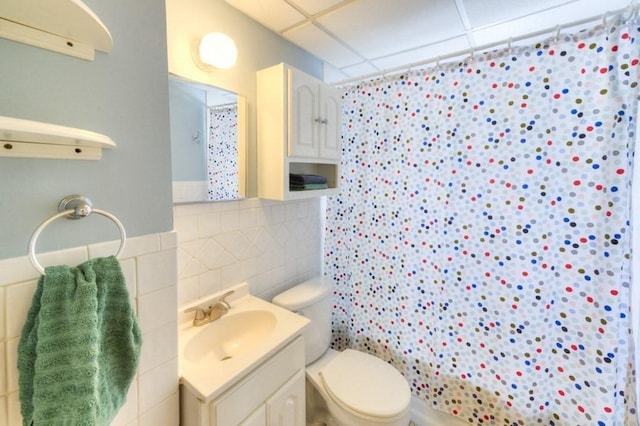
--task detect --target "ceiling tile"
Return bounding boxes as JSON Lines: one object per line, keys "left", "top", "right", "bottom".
{"left": 338, "top": 61, "right": 380, "bottom": 80}
{"left": 227, "top": 0, "right": 627, "bottom": 82}
{"left": 560, "top": 0, "right": 632, "bottom": 21}
{"left": 290, "top": 0, "right": 346, "bottom": 15}
{"left": 284, "top": 22, "right": 363, "bottom": 68}
{"left": 462, "top": 0, "right": 575, "bottom": 28}
{"left": 370, "top": 35, "right": 471, "bottom": 71}
{"left": 317, "top": 0, "right": 466, "bottom": 60}
{"left": 224, "top": 0, "right": 306, "bottom": 32}
{"left": 471, "top": 0, "right": 631, "bottom": 47}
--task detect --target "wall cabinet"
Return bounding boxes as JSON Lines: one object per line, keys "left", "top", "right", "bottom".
{"left": 257, "top": 63, "right": 341, "bottom": 200}
{"left": 180, "top": 336, "right": 306, "bottom": 426}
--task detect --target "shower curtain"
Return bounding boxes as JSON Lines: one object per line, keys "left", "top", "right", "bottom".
{"left": 325, "top": 14, "right": 640, "bottom": 425}
{"left": 207, "top": 105, "right": 239, "bottom": 201}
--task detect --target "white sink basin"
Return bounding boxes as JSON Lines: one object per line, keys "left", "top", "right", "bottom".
{"left": 183, "top": 309, "right": 277, "bottom": 363}
{"left": 179, "top": 283, "right": 309, "bottom": 401}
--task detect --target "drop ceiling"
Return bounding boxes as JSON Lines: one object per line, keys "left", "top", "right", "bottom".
{"left": 225, "top": 0, "right": 632, "bottom": 83}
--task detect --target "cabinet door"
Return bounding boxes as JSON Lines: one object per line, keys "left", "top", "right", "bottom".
{"left": 266, "top": 370, "right": 305, "bottom": 426}
{"left": 289, "top": 69, "right": 319, "bottom": 158}
{"left": 240, "top": 405, "right": 267, "bottom": 426}
{"left": 318, "top": 85, "right": 341, "bottom": 160}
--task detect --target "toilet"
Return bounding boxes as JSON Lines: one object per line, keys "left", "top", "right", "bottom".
{"left": 272, "top": 277, "right": 411, "bottom": 426}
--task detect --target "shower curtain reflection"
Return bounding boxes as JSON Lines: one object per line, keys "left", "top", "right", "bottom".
{"left": 326, "top": 15, "right": 639, "bottom": 425}
{"left": 207, "top": 104, "right": 239, "bottom": 201}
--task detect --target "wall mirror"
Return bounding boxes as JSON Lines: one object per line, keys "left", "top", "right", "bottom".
{"left": 169, "top": 74, "right": 247, "bottom": 203}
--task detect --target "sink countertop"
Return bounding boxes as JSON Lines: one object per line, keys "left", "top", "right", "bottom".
{"left": 178, "top": 283, "right": 309, "bottom": 402}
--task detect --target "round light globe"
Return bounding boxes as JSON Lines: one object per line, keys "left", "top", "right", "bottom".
{"left": 198, "top": 33, "right": 237, "bottom": 69}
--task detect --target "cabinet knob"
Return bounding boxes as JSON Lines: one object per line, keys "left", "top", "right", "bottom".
{"left": 315, "top": 118, "right": 328, "bottom": 124}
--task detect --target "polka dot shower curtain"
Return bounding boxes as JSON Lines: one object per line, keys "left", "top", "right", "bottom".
{"left": 325, "top": 14, "right": 640, "bottom": 426}
{"left": 207, "top": 105, "right": 239, "bottom": 201}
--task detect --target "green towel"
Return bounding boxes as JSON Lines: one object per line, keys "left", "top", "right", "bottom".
{"left": 18, "top": 256, "right": 142, "bottom": 425}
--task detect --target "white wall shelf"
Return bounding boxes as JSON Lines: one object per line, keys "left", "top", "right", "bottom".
{"left": 0, "top": 0, "right": 112, "bottom": 61}
{"left": 0, "top": 116, "right": 116, "bottom": 160}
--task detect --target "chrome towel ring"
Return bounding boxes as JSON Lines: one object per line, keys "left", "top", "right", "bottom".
{"left": 28, "top": 195, "right": 126, "bottom": 274}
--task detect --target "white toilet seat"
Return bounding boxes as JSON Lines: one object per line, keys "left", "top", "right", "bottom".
{"left": 319, "top": 349, "right": 411, "bottom": 420}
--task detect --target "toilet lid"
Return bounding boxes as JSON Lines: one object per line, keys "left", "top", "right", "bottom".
{"left": 320, "top": 349, "right": 411, "bottom": 418}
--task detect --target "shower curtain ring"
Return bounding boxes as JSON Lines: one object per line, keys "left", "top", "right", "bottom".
{"left": 554, "top": 25, "right": 561, "bottom": 42}
{"left": 507, "top": 37, "right": 513, "bottom": 53}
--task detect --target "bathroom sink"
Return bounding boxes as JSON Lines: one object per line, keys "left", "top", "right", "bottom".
{"left": 179, "top": 283, "right": 309, "bottom": 401}
{"left": 183, "top": 309, "right": 277, "bottom": 363}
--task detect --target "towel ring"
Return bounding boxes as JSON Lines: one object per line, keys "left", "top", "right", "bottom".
{"left": 28, "top": 195, "right": 126, "bottom": 274}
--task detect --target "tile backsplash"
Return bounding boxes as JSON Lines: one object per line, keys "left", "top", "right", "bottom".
{"left": 0, "top": 197, "right": 323, "bottom": 425}
{"left": 174, "top": 197, "right": 323, "bottom": 307}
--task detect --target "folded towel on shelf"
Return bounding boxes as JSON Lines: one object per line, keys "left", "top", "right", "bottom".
{"left": 18, "top": 256, "right": 142, "bottom": 426}
{"left": 289, "top": 173, "right": 328, "bottom": 185}
{"left": 290, "top": 183, "right": 329, "bottom": 191}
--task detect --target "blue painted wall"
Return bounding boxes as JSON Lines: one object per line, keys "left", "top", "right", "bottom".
{"left": 0, "top": 0, "right": 322, "bottom": 260}
{"left": 0, "top": 0, "right": 173, "bottom": 260}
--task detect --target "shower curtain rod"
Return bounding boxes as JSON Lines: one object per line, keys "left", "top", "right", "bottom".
{"left": 334, "top": 3, "right": 638, "bottom": 87}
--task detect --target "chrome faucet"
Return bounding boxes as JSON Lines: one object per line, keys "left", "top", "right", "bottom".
{"left": 184, "top": 290, "right": 235, "bottom": 326}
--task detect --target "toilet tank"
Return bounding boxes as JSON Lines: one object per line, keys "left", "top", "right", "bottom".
{"left": 272, "top": 276, "right": 333, "bottom": 365}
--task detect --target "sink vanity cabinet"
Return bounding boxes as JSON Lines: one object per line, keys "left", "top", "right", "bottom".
{"left": 181, "top": 337, "right": 305, "bottom": 425}
{"left": 257, "top": 63, "right": 341, "bottom": 200}
{"left": 179, "top": 284, "right": 309, "bottom": 426}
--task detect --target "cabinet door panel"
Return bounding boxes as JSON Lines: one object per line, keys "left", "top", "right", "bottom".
{"left": 319, "top": 85, "right": 341, "bottom": 160}
{"left": 266, "top": 370, "right": 305, "bottom": 426}
{"left": 289, "top": 70, "right": 318, "bottom": 158}
{"left": 240, "top": 405, "right": 267, "bottom": 426}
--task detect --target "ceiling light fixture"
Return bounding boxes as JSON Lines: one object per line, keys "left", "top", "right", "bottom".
{"left": 194, "top": 32, "right": 237, "bottom": 70}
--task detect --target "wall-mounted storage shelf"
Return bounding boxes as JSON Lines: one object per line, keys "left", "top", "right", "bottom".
{"left": 257, "top": 63, "right": 341, "bottom": 200}
{"left": 0, "top": 0, "right": 112, "bottom": 61}
{"left": 0, "top": 116, "right": 116, "bottom": 160}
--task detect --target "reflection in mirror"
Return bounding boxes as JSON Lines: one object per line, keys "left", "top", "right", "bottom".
{"left": 169, "top": 74, "right": 246, "bottom": 203}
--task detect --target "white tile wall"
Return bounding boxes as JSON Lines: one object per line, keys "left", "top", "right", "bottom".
{"left": 0, "top": 231, "right": 179, "bottom": 426}
{"left": 174, "top": 197, "right": 323, "bottom": 308}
